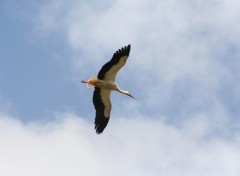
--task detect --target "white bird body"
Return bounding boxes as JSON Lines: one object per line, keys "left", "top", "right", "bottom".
{"left": 86, "top": 77, "right": 118, "bottom": 90}
{"left": 81, "top": 45, "right": 134, "bottom": 134}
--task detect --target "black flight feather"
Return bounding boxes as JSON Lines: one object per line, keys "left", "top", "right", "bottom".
{"left": 93, "top": 88, "right": 109, "bottom": 134}
{"left": 97, "top": 44, "right": 131, "bottom": 80}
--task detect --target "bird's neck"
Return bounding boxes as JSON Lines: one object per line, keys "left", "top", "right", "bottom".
{"left": 117, "top": 87, "right": 128, "bottom": 95}
{"left": 116, "top": 86, "right": 135, "bottom": 99}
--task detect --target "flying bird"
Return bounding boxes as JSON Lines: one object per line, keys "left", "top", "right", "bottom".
{"left": 81, "top": 44, "right": 135, "bottom": 134}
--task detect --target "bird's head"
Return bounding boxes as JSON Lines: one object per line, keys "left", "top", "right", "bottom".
{"left": 126, "top": 91, "right": 136, "bottom": 100}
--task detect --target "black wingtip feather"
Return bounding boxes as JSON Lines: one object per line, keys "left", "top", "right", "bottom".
{"left": 93, "top": 88, "right": 110, "bottom": 134}
{"left": 115, "top": 44, "right": 131, "bottom": 56}
{"left": 97, "top": 44, "right": 131, "bottom": 80}
{"left": 94, "top": 117, "right": 109, "bottom": 134}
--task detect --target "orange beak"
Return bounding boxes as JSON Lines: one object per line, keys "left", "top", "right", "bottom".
{"left": 128, "top": 93, "right": 136, "bottom": 100}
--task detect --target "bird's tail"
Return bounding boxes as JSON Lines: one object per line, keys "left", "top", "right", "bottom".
{"left": 87, "top": 76, "right": 98, "bottom": 88}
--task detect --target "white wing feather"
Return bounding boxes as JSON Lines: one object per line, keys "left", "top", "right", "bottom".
{"left": 104, "top": 56, "right": 128, "bottom": 81}
{"left": 100, "top": 89, "right": 112, "bottom": 118}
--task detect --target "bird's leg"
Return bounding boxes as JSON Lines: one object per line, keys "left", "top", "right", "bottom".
{"left": 81, "top": 79, "right": 97, "bottom": 88}
{"left": 81, "top": 80, "right": 88, "bottom": 83}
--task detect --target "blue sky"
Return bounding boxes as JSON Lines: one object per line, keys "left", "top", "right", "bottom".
{"left": 0, "top": 1, "right": 85, "bottom": 121}
{"left": 0, "top": 0, "right": 240, "bottom": 175}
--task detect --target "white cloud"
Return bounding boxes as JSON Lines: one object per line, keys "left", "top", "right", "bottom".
{"left": 3, "top": 1, "right": 240, "bottom": 175}
{"left": 0, "top": 112, "right": 240, "bottom": 176}
{"left": 33, "top": 0, "right": 240, "bottom": 116}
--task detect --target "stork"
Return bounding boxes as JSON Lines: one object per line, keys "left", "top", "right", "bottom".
{"left": 81, "top": 44, "right": 135, "bottom": 134}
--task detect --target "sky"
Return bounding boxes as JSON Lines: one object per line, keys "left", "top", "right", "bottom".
{"left": 0, "top": 0, "right": 240, "bottom": 175}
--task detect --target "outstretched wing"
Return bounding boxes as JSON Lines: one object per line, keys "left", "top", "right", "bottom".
{"left": 97, "top": 44, "right": 131, "bottom": 81}
{"left": 93, "top": 88, "right": 112, "bottom": 134}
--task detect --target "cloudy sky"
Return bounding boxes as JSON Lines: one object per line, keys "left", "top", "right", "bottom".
{"left": 1, "top": 0, "right": 240, "bottom": 175}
